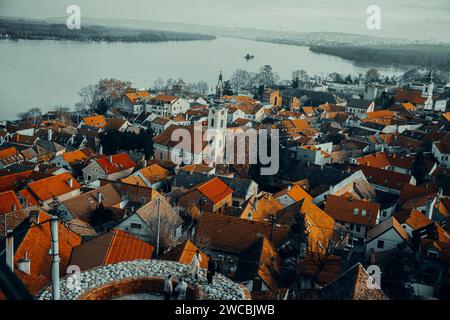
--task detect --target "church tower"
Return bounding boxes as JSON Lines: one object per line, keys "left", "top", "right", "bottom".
{"left": 422, "top": 69, "right": 434, "bottom": 98}
{"left": 422, "top": 69, "right": 434, "bottom": 110}
{"left": 207, "top": 104, "right": 228, "bottom": 163}
{"left": 215, "top": 70, "right": 225, "bottom": 102}
{"left": 208, "top": 104, "right": 228, "bottom": 132}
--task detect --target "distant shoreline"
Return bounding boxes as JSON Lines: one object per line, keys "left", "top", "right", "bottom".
{"left": 0, "top": 18, "right": 216, "bottom": 43}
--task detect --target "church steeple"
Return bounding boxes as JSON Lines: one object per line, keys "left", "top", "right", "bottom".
{"left": 215, "top": 70, "right": 224, "bottom": 102}
{"left": 422, "top": 69, "right": 434, "bottom": 110}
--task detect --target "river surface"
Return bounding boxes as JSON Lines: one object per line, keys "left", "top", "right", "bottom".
{"left": 0, "top": 37, "right": 406, "bottom": 120}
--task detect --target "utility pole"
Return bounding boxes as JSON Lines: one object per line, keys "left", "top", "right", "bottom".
{"left": 49, "top": 196, "right": 61, "bottom": 300}
{"left": 155, "top": 196, "right": 161, "bottom": 257}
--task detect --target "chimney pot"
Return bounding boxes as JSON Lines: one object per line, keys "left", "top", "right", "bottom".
{"left": 18, "top": 251, "right": 31, "bottom": 275}
{"left": 5, "top": 231, "right": 14, "bottom": 272}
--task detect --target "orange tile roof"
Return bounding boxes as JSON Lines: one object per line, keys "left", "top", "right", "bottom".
{"left": 442, "top": 112, "right": 450, "bottom": 123}
{"left": 240, "top": 193, "right": 284, "bottom": 222}
{"left": 0, "top": 191, "right": 22, "bottom": 215}
{"left": 104, "top": 229, "right": 154, "bottom": 264}
{"left": 366, "top": 110, "right": 394, "bottom": 119}
{"left": 14, "top": 211, "right": 81, "bottom": 294}
{"left": 138, "top": 164, "right": 171, "bottom": 184}
{"left": 62, "top": 148, "right": 94, "bottom": 165}
{"left": 324, "top": 195, "right": 380, "bottom": 226}
{"left": 394, "top": 209, "right": 433, "bottom": 231}
{"left": 160, "top": 240, "right": 208, "bottom": 269}
{"left": 277, "top": 199, "right": 336, "bottom": 252}
{"left": 95, "top": 153, "right": 136, "bottom": 174}
{"left": 25, "top": 172, "right": 80, "bottom": 202}
{"left": 402, "top": 102, "right": 416, "bottom": 111}
{"left": 355, "top": 152, "right": 390, "bottom": 169}
{"left": 69, "top": 229, "right": 154, "bottom": 271}
{"left": 120, "top": 175, "right": 147, "bottom": 187}
{"left": 125, "top": 91, "right": 151, "bottom": 104}
{"left": 82, "top": 115, "right": 107, "bottom": 128}
{"left": 0, "top": 147, "right": 19, "bottom": 160}
{"left": 274, "top": 184, "right": 313, "bottom": 202}
{"left": 224, "top": 95, "right": 256, "bottom": 104}
{"left": 196, "top": 177, "right": 233, "bottom": 205}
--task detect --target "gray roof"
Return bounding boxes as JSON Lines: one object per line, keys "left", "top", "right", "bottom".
{"left": 347, "top": 99, "right": 373, "bottom": 110}
{"left": 281, "top": 88, "right": 337, "bottom": 106}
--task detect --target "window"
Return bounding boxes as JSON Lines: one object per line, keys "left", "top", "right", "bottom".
{"left": 382, "top": 211, "right": 387, "bottom": 217}
{"left": 377, "top": 240, "right": 384, "bottom": 249}
{"left": 220, "top": 119, "right": 224, "bottom": 128}
{"left": 87, "top": 175, "right": 92, "bottom": 181}
{"left": 353, "top": 208, "right": 359, "bottom": 215}
{"left": 211, "top": 118, "right": 215, "bottom": 127}
{"left": 361, "top": 209, "right": 367, "bottom": 216}
{"left": 130, "top": 223, "right": 142, "bottom": 229}
{"left": 355, "top": 225, "right": 361, "bottom": 232}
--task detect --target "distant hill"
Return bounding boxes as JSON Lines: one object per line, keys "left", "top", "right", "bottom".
{"left": 45, "top": 16, "right": 446, "bottom": 47}
{"left": 0, "top": 17, "right": 215, "bottom": 42}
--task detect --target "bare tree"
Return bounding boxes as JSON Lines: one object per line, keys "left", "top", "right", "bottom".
{"left": 78, "top": 84, "right": 96, "bottom": 110}
{"left": 230, "top": 69, "right": 258, "bottom": 92}
{"left": 136, "top": 196, "right": 183, "bottom": 250}
{"left": 153, "top": 77, "right": 165, "bottom": 92}
{"left": 257, "top": 65, "right": 280, "bottom": 88}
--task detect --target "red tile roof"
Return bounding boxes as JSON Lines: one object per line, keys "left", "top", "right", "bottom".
{"left": 355, "top": 152, "right": 390, "bottom": 169}
{"left": 151, "top": 94, "right": 178, "bottom": 103}
{"left": 14, "top": 211, "right": 81, "bottom": 294}
{"left": 95, "top": 153, "right": 136, "bottom": 174}
{"left": 395, "top": 88, "right": 426, "bottom": 105}
{"left": 196, "top": 177, "right": 234, "bottom": 205}
{"left": 324, "top": 195, "right": 380, "bottom": 227}
{"left": 0, "top": 191, "right": 22, "bottom": 215}
{"left": 196, "top": 214, "right": 289, "bottom": 254}
{"left": 357, "top": 165, "right": 413, "bottom": 190}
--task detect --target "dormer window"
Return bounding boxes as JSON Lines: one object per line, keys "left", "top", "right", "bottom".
{"left": 353, "top": 208, "right": 359, "bottom": 215}
{"left": 361, "top": 209, "right": 367, "bottom": 216}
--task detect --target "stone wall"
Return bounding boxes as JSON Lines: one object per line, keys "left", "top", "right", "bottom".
{"left": 38, "top": 259, "right": 250, "bottom": 300}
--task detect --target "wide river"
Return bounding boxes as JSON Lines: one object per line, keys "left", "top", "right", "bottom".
{"left": 0, "top": 37, "right": 407, "bottom": 120}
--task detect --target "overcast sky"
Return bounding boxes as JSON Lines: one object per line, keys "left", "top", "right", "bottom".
{"left": 1, "top": 0, "right": 449, "bottom": 42}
